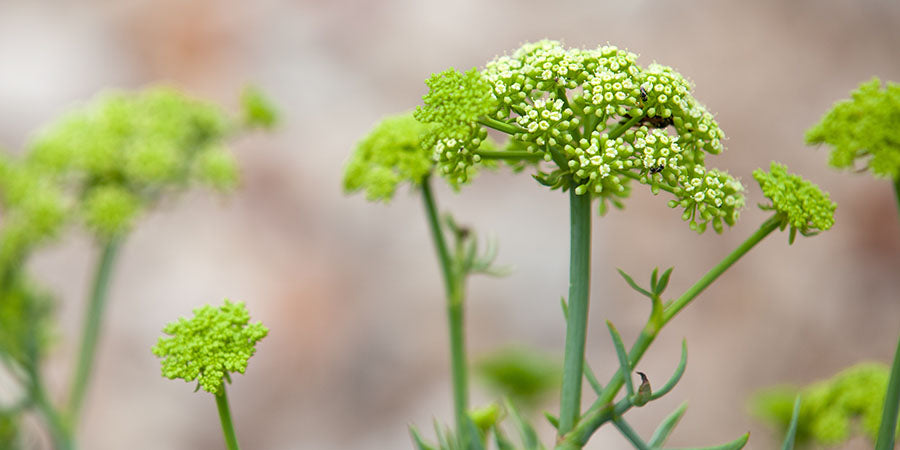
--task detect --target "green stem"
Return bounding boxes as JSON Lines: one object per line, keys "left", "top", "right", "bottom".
{"left": 215, "top": 387, "right": 241, "bottom": 450}
{"left": 29, "top": 366, "right": 73, "bottom": 450}
{"left": 421, "top": 176, "right": 469, "bottom": 439}
{"left": 67, "top": 238, "right": 121, "bottom": 425}
{"left": 875, "top": 331, "right": 900, "bottom": 450}
{"left": 893, "top": 176, "right": 900, "bottom": 226}
{"left": 478, "top": 117, "right": 523, "bottom": 135}
{"left": 557, "top": 215, "right": 781, "bottom": 448}
{"left": 474, "top": 150, "right": 543, "bottom": 162}
{"left": 557, "top": 189, "right": 592, "bottom": 439}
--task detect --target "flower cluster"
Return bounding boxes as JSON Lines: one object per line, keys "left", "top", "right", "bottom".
{"left": 418, "top": 40, "right": 741, "bottom": 232}
{"left": 753, "top": 363, "right": 889, "bottom": 446}
{"left": 753, "top": 162, "right": 836, "bottom": 241}
{"left": 152, "top": 300, "right": 268, "bottom": 395}
{"left": 26, "top": 86, "right": 242, "bottom": 238}
{"left": 414, "top": 68, "right": 498, "bottom": 185}
{"left": 806, "top": 78, "right": 900, "bottom": 180}
{"left": 0, "top": 156, "right": 67, "bottom": 267}
{"left": 343, "top": 113, "right": 434, "bottom": 202}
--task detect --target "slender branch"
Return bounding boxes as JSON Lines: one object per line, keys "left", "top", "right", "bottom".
{"left": 619, "top": 170, "right": 677, "bottom": 194}
{"left": 557, "top": 189, "right": 592, "bottom": 438}
{"left": 421, "top": 176, "right": 469, "bottom": 440}
{"left": 28, "top": 365, "right": 73, "bottom": 450}
{"left": 607, "top": 115, "right": 644, "bottom": 141}
{"left": 215, "top": 387, "right": 241, "bottom": 450}
{"left": 474, "top": 150, "right": 543, "bottom": 162}
{"left": 478, "top": 117, "right": 523, "bottom": 135}
{"left": 557, "top": 215, "right": 781, "bottom": 448}
{"left": 67, "top": 238, "right": 121, "bottom": 425}
{"left": 893, "top": 176, "right": 900, "bottom": 226}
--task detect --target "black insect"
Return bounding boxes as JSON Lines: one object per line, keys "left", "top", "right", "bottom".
{"left": 640, "top": 115, "right": 674, "bottom": 129}
{"left": 639, "top": 86, "right": 648, "bottom": 102}
{"left": 649, "top": 164, "right": 665, "bottom": 174}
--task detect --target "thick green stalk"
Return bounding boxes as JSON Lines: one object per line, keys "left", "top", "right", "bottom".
{"left": 474, "top": 150, "right": 543, "bottom": 162}
{"left": 557, "top": 189, "right": 592, "bottom": 439}
{"left": 67, "top": 238, "right": 121, "bottom": 425}
{"left": 421, "top": 176, "right": 469, "bottom": 439}
{"left": 557, "top": 216, "right": 781, "bottom": 448}
{"left": 875, "top": 331, "right": 900, "bottom": 450}
{"left": 215, "top": 387, "right": 241, "bottom": 450}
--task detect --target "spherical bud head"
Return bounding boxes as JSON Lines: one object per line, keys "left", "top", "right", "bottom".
{"left": 0, "top": 159, "right": 68, "bottom": 265}
{"left": 152, "top": 300, "right": 268, "bottom": 395}
{"left": 414, "top": 68, "right": 498, "bottom": 128}
{"left": 806, "top": 77, "right": 900, "bottom": 180}
{"left": 753, "top": 162, "right": 836, "bottom": 239}
{"left": 82, "top": 185, "right": 141, "bottom": 239}
{"left": 344, "top": 113, "right": 433, "bottom": 202}
{"left": 240, "top": 85, "right": 279, "bottom": 130}
{"left": 195, "top": 145, "right": 239, "bottom": 192}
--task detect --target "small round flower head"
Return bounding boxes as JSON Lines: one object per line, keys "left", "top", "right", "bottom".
{"left": 152, "top": 300, "right": 268, "bottom": 395}
{"left": 753, "top": 363, "right": 888, "bottom": 446}
{"left": 344, "top": 113, "right": 434, "bottom": 202}
{"left": 240, "top": 86, "right": 279, "bottom": 130}
{"left": 25, "top": 86, "right": 244, "bottom": 238}
{"left": 414, "top": 68, "right": 498, "bottom": 185}
{"left": 753, "top": 162, "right": 836, "bottom": 242}
{"left": 81, "top": 185, "right": 142, "bottom": 239}
{"left": 806, "top": 78, "right": 900, "bottom": 180}
{"left": 0, "top": 156, "right": 68, "bottom": 267}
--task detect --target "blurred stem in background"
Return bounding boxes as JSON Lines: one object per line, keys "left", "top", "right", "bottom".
{"left": 421, "top": 175, "right": 469, "bottom": 442}
{"left": 67, "top": 238, "right": 121, "bottom": 426}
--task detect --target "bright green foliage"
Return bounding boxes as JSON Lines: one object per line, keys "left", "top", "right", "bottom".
{"left": 0, "top": 274, "right": 55, "bottom": 367}
{"left": 152, "top": 300, "right": 268, "bottom": 395}
{"left": 475, "top": 346, "right": 562, "bottom": 408}
{"left": 753, "top": 363, "right": 892, "bottom": 446}
{"left": 26, "top": 86, "right": 240, "bottom": 238}
{"left": 344, "top": 113, "right": 435, "bottom": 201}
{"left": 419, "top": 40, "right": 744, "bottom": 232}
{"left": 806, "top": 78, "right": 900, "bottom": 180}
{"left": 0, "top": 157, "right": 68, "bottom": 268}
{"left": 0, "top": 413, "right": 18, "bottom": 448}
{"left": 753, "top": 162, "right": 836, "bottom": 242}
{"left": 241, "top": 86, "right": 279, "bottom": 130}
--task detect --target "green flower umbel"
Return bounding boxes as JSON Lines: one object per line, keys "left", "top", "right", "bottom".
{"left": 753, "top": 162, "right": 836, "bottom": 243}
{"left": 344, "top": 113, "right": 434, "bottom": 202}
{"left": 27, "top": 86, "right": 242, "bottom": 239}
{"left": 806, "top": 78, "right": 900, "bottom": 180}
{"left": 152, "top": 300, "right": 268, "bottom": 395}
{"left": 418, "top": 40, "right": 745, "bottom": 232}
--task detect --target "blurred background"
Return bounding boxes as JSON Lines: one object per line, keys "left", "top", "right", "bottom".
{"left": 1, "top": 0, "right": 899, "bottom": 448}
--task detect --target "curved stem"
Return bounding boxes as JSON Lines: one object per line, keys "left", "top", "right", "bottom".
{"left": 215, "top": 387, "right": 241, "bottom": 450}
{"left": 557, "top": 189, "right": 592, "bottom": 439}
{"left": 421, "top": 176, "right": 469, "bottom": 439}
{"left": 67, "top": 238, "right": 121, "bottom": 425}
{"left": 478, "top": 117, "right": 523, "bottom": 135}
{"left": 893, "top": 176, "right": 900, "bottom": 226}
{"left": 557, "top": 215, "right": 781, "bottom": 448}
{"left": 474, "top": 150, "right": 543, "bottom": 162}
{"left": 28, "top": 365, "right": 73, "bottom": 450}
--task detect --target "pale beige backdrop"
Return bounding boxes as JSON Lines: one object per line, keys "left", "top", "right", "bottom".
{"left": 1, "top": 0, "right": 899, "bottom": 449}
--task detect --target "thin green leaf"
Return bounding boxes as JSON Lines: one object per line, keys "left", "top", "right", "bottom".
{"left": 650, "top": 267, "right": 660, "bottom": 292}
{"left": 781, "top": 395, "right": 801, "bottom": 450}
{"left": 607, "top": 321, "right": 634, "bottom": 397}
{"left": 584, "top": 362, "right": 603, "bottom": 395}
{"left": 648, "top": 402, "right": 688, "bottom": 447}
{"left": 668, "top": 432, "right": 749, "bottom": 450}
{"left": 612, "top": 416, "right": 651, "bottom": 450}
{"left": 506, "top": 399, "right": 541, "bottom": 450}
{"left": 560, "top": 296, "right": 568, "bottom": 319}
{"left": 463, "top": 416, "right": 486, "bottom": 450}
{"left": 410, "top": 425, "right": 438, "bottom": 450}
{"left": 544, "top": 412, "right": 559, "bottom": 429}
{"left": 618, "top": 269, "right": 653, "bottom": 299}
{"left": 650, "top": 339, "right": 688, "bottom": 400}
{"left": 655, "top": 267, "right": 674, "bottom": 295}
{"left": 493, "top": 425, "right": 516, "bottom": 450}
{"left": 434, "top": 419, "right": 451, "bottom": 450}
{"left": 875, "top": 333, "right": 900, "bottom": 450}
